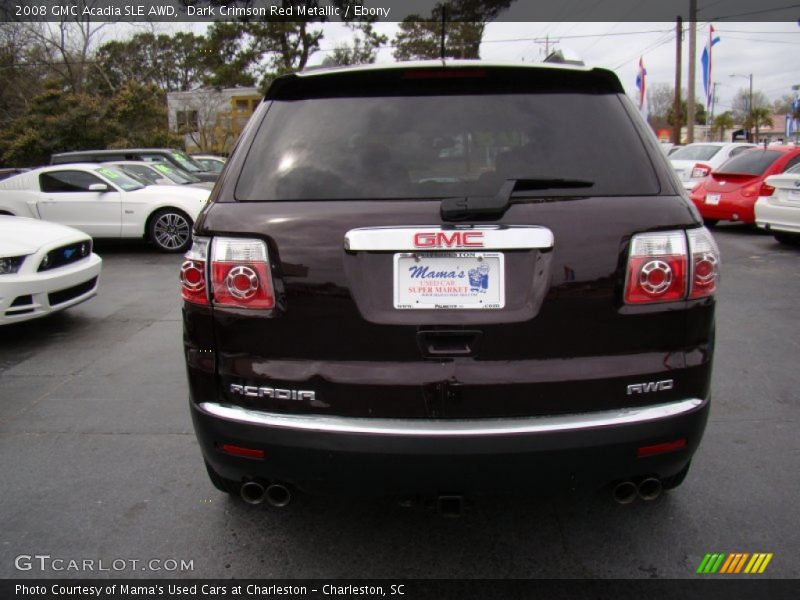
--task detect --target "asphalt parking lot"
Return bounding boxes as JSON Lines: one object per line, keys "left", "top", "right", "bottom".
{"left": 1, "top": 225, "right": 798, "bottom": 580}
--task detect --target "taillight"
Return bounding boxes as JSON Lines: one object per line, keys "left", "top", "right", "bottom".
{"left": 691, "top": 163, "right": 711, "bottom": 178}
{"left": 210, "top": 237, "right": 274, "bottom": 309}
{"left": 758, "top": 183, "right": 775, "bottom": 197}
{"left": 624, "top": 232, "right": 687, "bottom": 304}
{"left": 688, "top": 227, "right": 720, "bottom": 299}
{"left": 625, "top": 229, "right": 720, "bottom": 304}
{"left": 180, "top": 237, "right": 209, "bottom": 305}
{"left": 741, "top": 184, "right": 760, "bottom": 197}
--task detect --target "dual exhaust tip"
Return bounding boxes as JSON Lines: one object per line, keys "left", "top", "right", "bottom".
{"left": 613, "top": 477, "right": 662, "bottom": 504}
{"left": 240, "top": 481, "right": 292, "bottom": 507}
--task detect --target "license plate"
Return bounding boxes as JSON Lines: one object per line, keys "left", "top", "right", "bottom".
{"left": 706, "top": 194, "right": 721, "bottom": 205}
{"left": 393, "top": 252, "right": 505, "bottom": 309}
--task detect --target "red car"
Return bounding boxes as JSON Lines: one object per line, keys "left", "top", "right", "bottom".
{"left": 689, "top": 146, "right": 800, "bottom": 225}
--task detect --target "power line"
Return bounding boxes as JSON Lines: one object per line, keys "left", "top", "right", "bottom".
{"left": 708, "top": 2, "right": 800, "bottom": 20}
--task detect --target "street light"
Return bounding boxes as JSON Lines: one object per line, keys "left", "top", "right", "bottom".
{"left": 730, "top": 73, "right": 754, "bottom": 141}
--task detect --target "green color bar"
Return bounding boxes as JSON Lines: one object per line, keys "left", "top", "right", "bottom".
{"left": 697, "top": 554, "right": 713, "bottom": 574}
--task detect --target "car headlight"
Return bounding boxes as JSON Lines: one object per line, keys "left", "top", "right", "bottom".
{"left": 0, "top": 256, "right": 26, "bottom": 274}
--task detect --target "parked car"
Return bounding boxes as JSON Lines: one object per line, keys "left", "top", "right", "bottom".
{"left": 0, "top": 164, "right": 209, "bottom": 252}
{"left": 191, "top": 155, "right": 226, "bottom": 173}
{"left": 0, "top": 168, "right": 29, "bottom": 182}
{"left": 50, "top": 149, "right": 219, "bottom": 182}
{"left": 0, "top": 215, "right": 102, "bottom": 325}
{"left": 689, "top": 146, "right": 800, "bottom": 225}
{"left": 670, "top": 142, "right": 756, "bottom": 191}
{"left": 106, "top": 161, "right": 214, "bottom": 191}
{"left": 183, "top": 61, "right": 719, "bottom": 511}
{"left": 755, "top": 162, "right": 800, "bottom": 245}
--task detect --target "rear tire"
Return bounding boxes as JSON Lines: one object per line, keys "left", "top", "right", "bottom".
{"left": 703, "top": 219, "right": 718, "bottom": 228}
{"left": 774, "top": 232, "right": 800, "bottom": 246}
{"left": 661, "top": 461, "right": 691, "bottom": 490}
{"left": 148, "top": 208, "right": 192, "bottom": 253}
{"left": 204, "top": 460, "right": 240, "bottom": 496}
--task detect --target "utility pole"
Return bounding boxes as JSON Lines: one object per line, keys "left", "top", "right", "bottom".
{"left": 687, "top": 0, "right": 697, "bottom": 142}
{"left": 673, "top": 16, "right": 683, "bottom": 145}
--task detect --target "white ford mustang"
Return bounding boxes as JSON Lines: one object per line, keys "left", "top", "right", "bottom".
{"left": 0, "top": 164, "right": 210, "bottom": 252}
{"left": 0, "top": 216, "right": 102, "bottom": 325}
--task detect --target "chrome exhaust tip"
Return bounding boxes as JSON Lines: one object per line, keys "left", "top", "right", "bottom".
{"left": 265, "top": 483, "right": 292, "bottom": 508}
{"left": 612, "top": 481, "right": 638, "bottom": 504}
{"left": 240, "top": 480, "right": 267, "bottom": 505}
{"left": 637, "top": 477, "right": 663, "bottom": 501}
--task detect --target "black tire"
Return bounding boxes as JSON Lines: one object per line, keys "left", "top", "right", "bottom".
{"left": 148, "top": 208, "right": 192, "bottom": 253}
{"left": 774, "top": 232, "right": 800, "bottom": 246}
{"left": 703, "top": 219, "right": 718, "bottom": 228}
{"left": 0, "top": 210, "right": 14, "bottom": 216}
{"left": 661, "top": 461, "right": 691, "bottom": 491}
{"left": 204, "top": 460, "right": 240, "bottom": 495}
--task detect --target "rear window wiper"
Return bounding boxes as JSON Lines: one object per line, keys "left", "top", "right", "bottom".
{"left": 440, "top": 178, "right": 594, "bottom": 221}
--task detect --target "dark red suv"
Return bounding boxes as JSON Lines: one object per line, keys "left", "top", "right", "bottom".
{"left": 181, "top": 62, "right": 719, "bottom": 511}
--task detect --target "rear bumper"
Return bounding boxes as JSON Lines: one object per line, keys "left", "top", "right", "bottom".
{"left": 755, "top": 199, "right": 800, "bottom": 233}
{"left": 192, "top": 396, "right": 710, "bottom": 495}
{"left": 691, "top": 195, "right": 755, "bottom": 223}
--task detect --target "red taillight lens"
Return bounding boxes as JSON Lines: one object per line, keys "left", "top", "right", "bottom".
{"left": 180, "top": 237, "right": 209, "bottom": 305}
{"left": 210, "top": 237, "right": 274, "bottom": 309}
{"left": 758, "top": 183, "right": 775, "bottom": 197}
{"left": 688, "top": 227, "right": 720, "bottom": 299}
{"left": 691, "top": 163, "right": 711, "bottom": 178}
{"left": 624, "top": 232, "right": 687, "bottom": 304}
{"left": 742, "top": 184, "right": 760, "bottom": 197}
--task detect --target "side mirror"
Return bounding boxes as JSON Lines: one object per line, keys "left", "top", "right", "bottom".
{"left": 89, "top": 183, "right": 109, "bottom": 192}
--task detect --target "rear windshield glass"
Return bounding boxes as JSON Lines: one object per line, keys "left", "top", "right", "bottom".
{"left": 716, "top": 150, "right": 781, "bottom": 176}
{"left": 669, "top": 145, "right": 722, "bottom": 161}
{"left": 236, "top": 93, "right": 659, "bottom": 200}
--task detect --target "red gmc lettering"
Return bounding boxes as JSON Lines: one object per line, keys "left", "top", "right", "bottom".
{"left": 412, "top": 232, "right": 484, "bottom": 248}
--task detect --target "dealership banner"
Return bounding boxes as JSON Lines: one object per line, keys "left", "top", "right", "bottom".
{"left": 2, "top": 0, "right": 800, "bottom": 23}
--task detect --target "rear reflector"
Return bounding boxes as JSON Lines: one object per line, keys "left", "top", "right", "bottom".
{"left": 637, "top": 438, "right": 687, "bottom": 458}
{"left": 219, "top": 444, "right": 265, "bottom": 459}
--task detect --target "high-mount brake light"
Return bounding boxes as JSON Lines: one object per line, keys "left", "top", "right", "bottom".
{"left": 691, "top": 163, "right": 711, "bottom": 178}
{"left": 210, "top": 237, "right": 274, "bottom": 309}
{"left": 687, "top": 227, "right": 720, "bottom": 299}
{"left": 180, "top": 237, "right": 210, "bottom": 305}
{"left": 624, "top": 232, "right": 687, "bottom": 304}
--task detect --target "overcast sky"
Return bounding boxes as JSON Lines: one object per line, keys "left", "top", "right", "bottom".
{"left": 152, "top": 19, "right": 800, "bottom": 113}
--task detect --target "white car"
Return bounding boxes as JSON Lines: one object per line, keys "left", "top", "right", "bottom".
{"left": 0, "top": 216, "right": 102, "bottom": 325}
{"left": 670, "top": 142, "right": 756, "bottom": 191}
{"left": 0, "top": 164, "right": 209, "bottom": 252}
{"left": 755, "top": 163, "right": 800, "bottom": 245}
{"left": 191, "top": 155, "right": 226, "bottom": 173}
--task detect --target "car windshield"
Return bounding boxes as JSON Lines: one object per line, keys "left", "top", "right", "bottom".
{"left": 716, "top": 150, "right": 782, "bottom": 176}
{"left": 171, "top": 151, "right": 204, "bottom": 173}
{"left": 94, "top": 166, "right": 145, "bottom": 191}
{"left": 150, "top": 162, "right": 200, "bottom": 184}
{"left": 669, "top": 145, "right": 722, "bottom": 161}
{"left": 236, "top": 93, "right": 660, "bottom": 201}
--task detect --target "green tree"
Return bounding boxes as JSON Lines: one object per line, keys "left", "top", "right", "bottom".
{"left": 711, "top": 111, "right": 735, "bottom": 141}
{"left": 0, "top": 83, "right": 107, "bottom": 166}
{"left": 323, "top": 22, "right": 387, "bottom": 66}
{"left": 666, "top": 98, "right": 707, "bottom": 127}
{"left": 393, "top": 1, "right": 512, "bottom": 61}
{"left": 201, "top": 22, "right": 257, "bottom": 88}
{"left": 104, "top": 82, "right": 181, "bottom": 148}
{"left": 744, "top": 107, "right": 773, "bottom": 142}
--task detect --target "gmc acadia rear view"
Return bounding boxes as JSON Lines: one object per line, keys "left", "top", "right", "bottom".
{"left": 181, "top": 62, "right": 718, "bottom": 510}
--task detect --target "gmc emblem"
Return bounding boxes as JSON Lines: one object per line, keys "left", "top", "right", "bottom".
{"left": 413, "top": 231, "right": 484, "bottom": 248}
